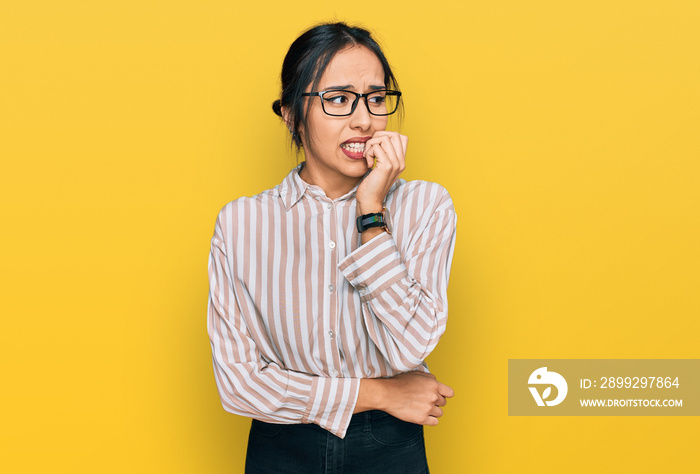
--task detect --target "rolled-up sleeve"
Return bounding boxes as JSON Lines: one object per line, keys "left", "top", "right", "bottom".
{"left": 207, "top": 215, "right": 360, "bottom": 438}
{"left": 337, "top": 189, "right": 457, "bottom": 372}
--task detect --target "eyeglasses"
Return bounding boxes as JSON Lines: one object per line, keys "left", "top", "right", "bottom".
{"left": 301, "top": 89, "right": 402, "bottom": 117}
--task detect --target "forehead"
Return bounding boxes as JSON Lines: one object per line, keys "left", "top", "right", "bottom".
{"left": 317, "top": 46, "right": 384, "bottom": 88}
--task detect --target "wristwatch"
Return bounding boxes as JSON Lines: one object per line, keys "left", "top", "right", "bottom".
{"left": 356, "top": 207, "right": 392, "bottom": 234}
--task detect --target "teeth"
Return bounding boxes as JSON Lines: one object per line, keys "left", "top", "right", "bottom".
{"left": 342, "top": 142, "right": 365, "bottom": 151}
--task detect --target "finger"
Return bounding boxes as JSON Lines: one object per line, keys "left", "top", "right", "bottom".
{"left": 383, "top": 135, "right": 402, "bottom": 167}
{"left": 363, "top": 140, "right": 390, "bottom": 168}
{"left": 438, "top": 382, "right": 455, "bottom": 398}
{"left": 363, "top": 136, "right": 381, "bottom": 158}
{"left": 385, "top": 135, "right": 405, "bottom": 172}
{"left": 435, "top": 395, "right": 447, "bottom": 407}
{"left": 400, "top": 136, "right": 408, "bottom": 167}
{"left": 374, "top": 131, "right": 406, "bottom": 153}
{"left": 424, "top": 416, "right": 439, "bottom": 426}
{"left": 366, "top": 135, "right": 399, "bottom": 169}
{"left": 366, "top": 140, "right": 393, "bottom": 171}
{"left": 429, "top": 405, "right": 444, "bottom": 418}
{"left": 363, "top": 143, "right": 374, "bottom": 168}
{"left": 386, "top": 133, "right": 405, "bottom": 166}
{"left": 372, "top": 131, "right": 404, "bottom": 160}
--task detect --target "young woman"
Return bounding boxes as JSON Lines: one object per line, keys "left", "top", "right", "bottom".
{"left": 207, "top": 22, "right": 457, "bottom": 473}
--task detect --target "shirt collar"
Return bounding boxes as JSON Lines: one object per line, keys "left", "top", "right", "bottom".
{"left": 278, "top": 161, "right": 401, "bottom": 211}
{"left": 277, "top": 163, "right": 306, "bottom": 211}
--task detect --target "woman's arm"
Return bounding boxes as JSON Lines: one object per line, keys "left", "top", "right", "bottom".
{"left": 208, "top": 218, "right": 360, "bottom": 439}
{"left": 338, "top": 185, "right": 458, "bottom": 372}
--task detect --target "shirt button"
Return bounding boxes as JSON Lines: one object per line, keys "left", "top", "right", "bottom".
{"left": 328, "top": 330, "right": 335, "bottom": 338}
{"left": 330, "top": 369, "right": 339, "bottom": 377}
{"left": 327, "top": 203, "right": 332, "bottom": 209}
{"left": 328, "top": 284, "right": 335, "bottom": 292}
{"left": 329, "top": 241, "right": 336, "bottom": 249}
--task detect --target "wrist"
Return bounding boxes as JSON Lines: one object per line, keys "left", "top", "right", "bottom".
{"left": 360, "top": 226, "right": 386, "bottom": 244}
{"left": 356, "top": 205, "right": 392, "bottom": 239}
{"left": 356, "top": 201, "right": 384, "bottom": 215}
{"left": 354, "top": 378, "right": 388, "bottom": 413}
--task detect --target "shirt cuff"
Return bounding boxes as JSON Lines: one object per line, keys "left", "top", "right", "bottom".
{"left": 302, "top": 376, "right": 361, "bottom": 439}
{"left": 337, "top": 232, "right": 410, "bottom": 303}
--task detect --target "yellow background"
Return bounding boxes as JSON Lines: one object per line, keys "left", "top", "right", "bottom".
{"left": 1, "top": 1, "right": 698, "bottom": 472}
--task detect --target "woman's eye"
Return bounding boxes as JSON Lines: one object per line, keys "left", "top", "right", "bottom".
{"left": 368, "top": 96, "right": 386, "bottom": 105}
{"left": 325, "top": 94, "right": 350, "bottom": 104}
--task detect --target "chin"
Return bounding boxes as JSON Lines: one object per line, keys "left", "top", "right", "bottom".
{"left": 344, "top": 161, "right": 369, "bottom": 174}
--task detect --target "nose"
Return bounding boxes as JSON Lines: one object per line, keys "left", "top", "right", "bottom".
{"left": 349, "top": 96, "right": 372, "bottom": 131}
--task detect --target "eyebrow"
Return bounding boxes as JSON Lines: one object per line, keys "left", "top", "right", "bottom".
{"left": 324, "top": 84, "right": 386, "bottom": 91}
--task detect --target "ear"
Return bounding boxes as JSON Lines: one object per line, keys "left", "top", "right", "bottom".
{"left": 280, "top": 105, "right": 292, "bottom": 131}
{"left": 281, "top": 106, "right": 304, "bottom": 147}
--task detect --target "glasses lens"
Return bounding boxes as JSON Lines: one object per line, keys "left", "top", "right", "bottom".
{"left": 319, "top": 90, "right": 400, "bottom": 116}
{"left": 321, "top": 91, "right": 356, "bottom": 116}
{"left": 367, "top": 91, "right": 399, "bottom": 116}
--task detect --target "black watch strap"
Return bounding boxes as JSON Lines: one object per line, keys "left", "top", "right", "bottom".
{"left": 356, "top": 212, "right": 386, "bottom": 233}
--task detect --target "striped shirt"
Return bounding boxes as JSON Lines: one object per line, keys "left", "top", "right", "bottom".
{"left": 207, "top": 162, "right": 457, "bottom": 438}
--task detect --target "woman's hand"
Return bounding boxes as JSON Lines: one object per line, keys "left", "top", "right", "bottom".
{"left": 355, "top": 131, "right": 408, "bottom": 215}
{"left": 381, "top": 372, "right": 454, "bottom": 425}
{"left": 355, "top": 371, "right": 455, "bottom": 426}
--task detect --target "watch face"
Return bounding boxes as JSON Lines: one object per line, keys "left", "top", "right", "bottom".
{"left": 384, "top": 207, "right": 393, "bottom": 234}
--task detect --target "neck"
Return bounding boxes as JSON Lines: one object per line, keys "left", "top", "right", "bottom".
{"left": 298, "top": 161, "right": 363, "bottom": 200}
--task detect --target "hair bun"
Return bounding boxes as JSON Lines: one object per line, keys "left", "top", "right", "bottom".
{"left": 272, "top": 100, "right": 282, "bottom": 117}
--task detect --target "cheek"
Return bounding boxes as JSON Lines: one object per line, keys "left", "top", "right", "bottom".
{"left": 373, "top": 116, "right": 388, "bottom": 131}
{"left": 307, "top": 109, "right": 349, "bottom": 149}
{"left": 305, "top": 108, "right": 329, "bottom": 146}
{"left": 317, "top": 120, "right": 345, "bottom": 148}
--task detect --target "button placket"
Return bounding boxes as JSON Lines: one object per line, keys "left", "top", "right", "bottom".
{"left": 326, "top": 199, "right": 342, "bottom": 378}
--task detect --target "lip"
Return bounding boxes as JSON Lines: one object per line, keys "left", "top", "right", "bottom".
{"left": 341, "top": 136, "right": 372, "bottom": 145}
{"left": 340, "top": 136, "right": 371, "bottom": 160}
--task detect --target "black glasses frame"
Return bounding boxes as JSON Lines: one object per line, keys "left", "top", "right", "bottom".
{"left": 301, "top": 89, "right": 402, "bottom": 117}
